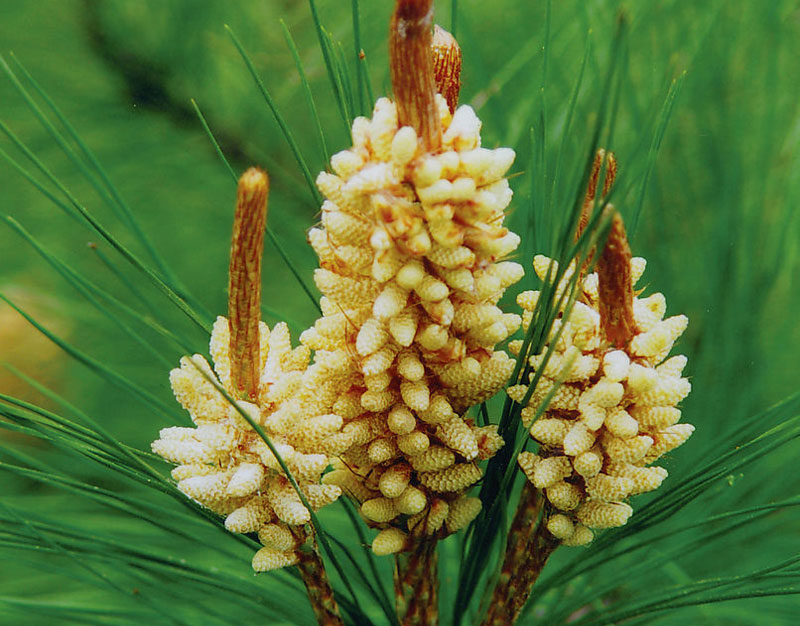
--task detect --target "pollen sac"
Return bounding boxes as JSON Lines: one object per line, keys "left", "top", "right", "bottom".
{"left": 446, "top": 496, "right": 482, "bottom": 532}
{"left": 395, "top": 486, "right": 428, "bottom": 515}
{"left": 258, "top": 524, "right": 296, "bottom": 552}
{"left": 378, "top": 463, "right": 412, "bottom": 498}
{"left": 303, "top": 95, "right": 524, "bottom": 551}
{"left": 410, "top": 446, "right": 456, "bottom": 472}
{"left": 576, "top": 501, "right": 633, "bottom": 529}
{"left": 474, "top": 424, "right": 505, "bottom": 460}
{"left": 153, "top": 318, "right": 345, "bottom": 572}
{"left": 546, "top": 514, "right": 575, "bottom": 540}
{"left": 419, "top": 463, "right": 482, "bottom": 492}
{"left": 252, "top": 546, "right": 300, "bottom": 572}
{"left": 372, "top": 528, "right": 408, "bottom": 555}
{"left": 514, "top": 255, "right": 693, "bottom": 545}
{"left": 560, "top": 524, "right": 593, "bottom": 547}
{"left": 362, "top": 497, "right": 399, "bottom": 523}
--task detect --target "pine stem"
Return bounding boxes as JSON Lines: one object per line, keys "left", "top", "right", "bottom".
{"left": 390, "top": 0, "right": 441, "bottom": 151}
{"left": 597, "top": 210, "right": 635, "bottom": 347}
{"left": 575, "top": 149, "right": 617, "bottom": 243}
{"left": 228, "top": 167, "right": 269, "bottom": 401}
{"left": 510, "top": 502, "right": 559, "bottom": 621}
{"left": 394, "top": 539, "right": 439, "bottom": 625}
{"left": 431, "top": 25, "right": 462, "bottom": 113}
{"left": 296, "top": 545, "right": 345, "bottom": 626}
{"left": 481, "top": 482, "right": 558, "bottom": 625}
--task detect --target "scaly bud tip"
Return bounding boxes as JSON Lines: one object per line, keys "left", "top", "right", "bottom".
{"left": 390, "top": 0, "right": 441, "bottom": 151}
{"left": 597, "top": 210, "right": 635, "bottom": 347}
{"left": 432, "top": 25, "right": 462, "bottom": 113}
{"left": 228, "top": 167, "right": 269, "bottom": 399}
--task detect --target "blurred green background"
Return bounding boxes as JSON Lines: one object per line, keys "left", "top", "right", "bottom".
{"left": 1, "top": 0, "right": 799, "bottom": 624}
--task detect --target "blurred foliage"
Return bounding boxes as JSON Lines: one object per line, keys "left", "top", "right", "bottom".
{"left": 1, "top": 0, "right": 799, "bottom": 624}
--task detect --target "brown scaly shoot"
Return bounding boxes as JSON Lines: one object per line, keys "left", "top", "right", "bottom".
{"left": 228, "top": 167, "right": 269, "bottom": 400}
{"left": 575, "top": 149, "right": 617, "bottom": 243}
{"left": 390, "top": 0, "right": 441, "bottom": 151}
{"left": 431, "top": 25, "right": 462, "bottom": 113}
{"left": 596, "top": 210, "right": 635, "bottom": 347}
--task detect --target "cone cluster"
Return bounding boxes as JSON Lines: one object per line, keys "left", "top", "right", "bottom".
{"left": 152, "top": 317, "right": 345, "bottom": 571}
{"left": 304, "top": 95, "right": 523, "bottom": 553}
{"left": 510, "top": 255, "right": 694, "bottom": 546}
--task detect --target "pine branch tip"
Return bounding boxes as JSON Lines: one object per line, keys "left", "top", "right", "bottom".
{"left": 390, "top": 0, "right": 441, "bottom": 151}
{"left": 228, "top": 166, "right": 269, "bottom": 400}
{"left": 597, "top": 210, "right": 635, "bottom": 347}
{"left": 576, "top": 148, "right": 617, "bottom": 242}
{"left": 394, "top": 0, "right": 434, "bottom": 19}
{"left": 432, "top": 25, "right": 462, "bottom": 113}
